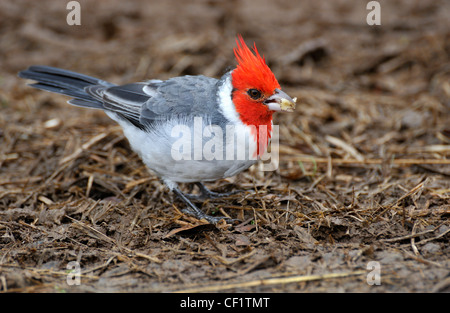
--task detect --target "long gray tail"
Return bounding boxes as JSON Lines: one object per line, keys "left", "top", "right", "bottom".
{"left": 18, "top": 65, "right": 115, "bottom": 109}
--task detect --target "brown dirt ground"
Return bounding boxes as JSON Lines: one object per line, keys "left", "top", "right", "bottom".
{"left": 0, "top": 0, "right": 449, "bottom": 293}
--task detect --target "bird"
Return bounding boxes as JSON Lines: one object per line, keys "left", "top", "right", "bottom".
{"left": 18, "top": 35, "right": 296, "bottom": 224}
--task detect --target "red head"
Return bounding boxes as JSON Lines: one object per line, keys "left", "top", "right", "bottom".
{"left": 231, "top": 35, "right": 296, "bottom": 155}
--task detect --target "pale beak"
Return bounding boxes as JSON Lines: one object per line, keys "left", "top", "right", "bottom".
{"left": 264, "top": 88, "right": 296, "bottom": 112}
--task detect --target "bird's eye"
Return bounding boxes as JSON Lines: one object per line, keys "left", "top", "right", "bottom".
{"left": 247, "top": 89, "right": 262, "bottom": 100}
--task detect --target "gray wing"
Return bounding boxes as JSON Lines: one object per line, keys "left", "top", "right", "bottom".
{"left": 86, "top": 75, "right": 219, "bottom": 130}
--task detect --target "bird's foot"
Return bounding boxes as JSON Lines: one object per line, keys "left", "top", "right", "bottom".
{"left": 173, "top": 186, "right": 238, "bottom": 225}
{"left": 181, "top": 208, "right": 237, "bottom": 225}
{"left": 185, "top": 182, "right": 243, "bottom": 200}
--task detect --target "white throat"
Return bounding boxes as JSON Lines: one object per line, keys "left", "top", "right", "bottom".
{"left": 217, "top": 73, "right": 242, "bottom": 125}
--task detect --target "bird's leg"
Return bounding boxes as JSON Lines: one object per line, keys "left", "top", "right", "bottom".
{"left": 172, "top": 187, "right": 235, "bottom": 224}
{"left": 185, "top": 182, "right": 243, "bottom": 200}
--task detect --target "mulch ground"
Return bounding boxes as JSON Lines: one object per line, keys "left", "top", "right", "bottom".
{"left": 0, "top": 0, "right": 449, "bottom": 292}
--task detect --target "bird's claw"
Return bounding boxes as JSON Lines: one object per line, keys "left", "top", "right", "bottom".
{"left": 185, "top": 182, "right": 244, "bottom": 200}
{"left": 181, "top": 208, "right": 238, "bottom": 225}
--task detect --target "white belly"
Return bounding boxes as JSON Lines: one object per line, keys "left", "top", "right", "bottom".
{"left": 112, "top": 114, "right": 259, "bottom": 183}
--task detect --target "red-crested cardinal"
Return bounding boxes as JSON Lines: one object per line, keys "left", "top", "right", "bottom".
{"left": 18, "top": 36, "right": 296, "bottom": 224}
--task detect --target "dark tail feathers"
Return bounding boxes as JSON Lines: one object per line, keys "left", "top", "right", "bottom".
{"left": 18, "top": 65, "right": 115, "bottom": 109}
